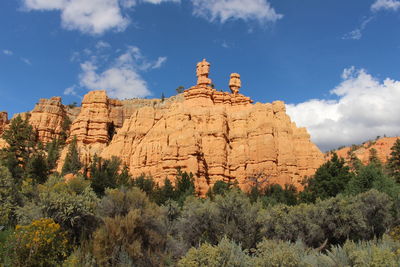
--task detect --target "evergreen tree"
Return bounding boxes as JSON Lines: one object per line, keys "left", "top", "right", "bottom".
{"left": 175, "top": 86, "right": 185, "bottom": 94}
{"left": 0, "top": 115, "right": 36, "bottom": 182}
{"left": 90, "top": 155, "right": 122, "bottom": 196}
{"left": 46, "top": 138, "right": 60, "bottom": 171}
{"left": 388, "top": 139, "right": 400, "bottom": 182}
{"left": 368, "top": 148, "right": 382, "bottom": 167}
{"left": 175, "top": 169, "right": 195, "bottom": 204}
{"left": 154, "top": 178, "right": 175, "bottom": 205}
{"left": 300, "top": 153, "right": 353, "bottom": 202}
{"left": 61, "top": 136, "right": 81, "bottom": 176}
{"left": 25, "top": 151, "right": 49, "bottom": 184}
{"left": 0, "top": 164, "right": 20, "bottom": 226}
{"left": 59, "top": 116, "right": 71, "bottom": 145}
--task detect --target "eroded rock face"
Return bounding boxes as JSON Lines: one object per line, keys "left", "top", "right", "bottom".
{"left": 29, "top": 97, "right": 67, "bottom": 144}
{"left": 332, "top": 137, "right": 399, "bottom": 165}
{"left": 101, "top": 85, "right": 324, "bottom": 195}
{"left": 36, "top": 59, "right": 324, "bottom": 194}
{"left": 0, "top": 112, "right": 8, "bottom": 136}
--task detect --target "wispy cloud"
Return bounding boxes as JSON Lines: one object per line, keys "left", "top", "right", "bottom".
{"left": 343, "top": 16, "right": 374, "bottom": 40}
{"left": 21, "top": 57, "right": 32, "bottom": 65}
{"left": 3, "top": 49, "right": 13, "bottom": 56}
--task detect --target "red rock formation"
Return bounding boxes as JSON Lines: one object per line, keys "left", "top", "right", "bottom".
{"left": 331, "top": 137, "right": 399, "bottom": 165}
{"left": 99, "top": 59, "right": 324, "bottom": 195}
{"left": 0, "top": 111, "right": 8, "bottom": 136}
{"left": 29, "top": 97, "right": 67, "bottom": 144}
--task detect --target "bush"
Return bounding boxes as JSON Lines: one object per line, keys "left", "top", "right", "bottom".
{"left": 177, "top": 237, "right": 251, "bottom": 267}
{"left": 37, "top": 175, "right": 99, "bottom": 242}
{"left": 252, "top": 239, "right": 310, "bottom": 267}
{"left": 7, "top": 218, "right": 70, "bottom": 267}
{"left": 92, "top": 189, "right": 168, "bottom": 266}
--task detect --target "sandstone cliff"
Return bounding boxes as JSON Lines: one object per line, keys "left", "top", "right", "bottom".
{"left": 331, "top": 137, "right": 399, "bottom": 165}
{"left": 0, "top": 112, "right": 8, "bottom": 136}
{"left": 29, "top": 97, "right": 68, "bottom": 144}
{"left": 2, "top": 59, "right": 325, "bottom": 194}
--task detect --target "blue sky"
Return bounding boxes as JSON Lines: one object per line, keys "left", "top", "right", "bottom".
{"left": 1, "top": 0, "right": 400, "bottom": 150}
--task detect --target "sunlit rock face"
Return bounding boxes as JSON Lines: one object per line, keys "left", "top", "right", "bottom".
{"left": 18, "top": 59, "right": 325, "bottom": 195}
{"left": 331, "top": 137, "right": 399, "bottom": 165}
{"left": 0, "top": 112, "right": 8, "bottom": 136}
{"left": 100, "top": 59, "right": 324, "bottom": 195}
{"left": 29, "top": 97, "right": 67, "bottom": 144}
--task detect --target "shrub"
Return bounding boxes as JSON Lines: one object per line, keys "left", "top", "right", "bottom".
{"left": 177, "top": 237, "right": 251, "bottom": 267}
{"left": 7, "top": 218, "right": 70, "bottom": 267}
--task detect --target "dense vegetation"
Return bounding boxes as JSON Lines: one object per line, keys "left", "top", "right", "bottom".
{"left": 1, "top": 115, "right": 400, "bottom": 266}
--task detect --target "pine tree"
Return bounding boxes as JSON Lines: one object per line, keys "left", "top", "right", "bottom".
{"left": 0, "top": 114, "right": 36, "bottom": 182}
{"left": 46, "top": 138, "right": 60, "bottom": 171}
{"left": 300, "top": 153, "right": 354, "bottom": 202}
{"left": 0, "top": 164, "right": 20, "bottom": 226}
{"left": 25, "top": 151, "right": 49, "bottom": 184}
{"left": 388, "top": 139, "right": 400, "bottom": 182}
{"left": 61, "top": 136, "right": 82, "bottom": 176}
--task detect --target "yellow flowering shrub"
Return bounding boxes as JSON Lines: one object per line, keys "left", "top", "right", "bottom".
{"left": 8, "top": 218, "right": 70, "bottom": 266}
{"left": 389, "top": 225, "right": 400, "bottom": 242}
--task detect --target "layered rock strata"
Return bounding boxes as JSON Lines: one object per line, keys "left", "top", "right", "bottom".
{"left": 29, "top": 97, "right": 67, "bottom": 144}
{"left": 332, "top": 137, "right": 399, "bottom": 165}
{"left": 12, "top": 59, "right": 324, "bottom": 195}
{"left": 99, "top": 59, "right": 324, "bottom": 194}
{"left": 0, "top": 112, "right": 8, "bottom": 136}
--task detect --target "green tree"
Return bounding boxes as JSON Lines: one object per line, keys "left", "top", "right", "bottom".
{"left": 0, "top": 165, "right": 20, "bottom": 226}
{"left": 206, "top": 180, "right": 233, "bottom": 199}
{"left": 368, "top": 148, "right": 382, "bottom": 167}
{"left": 89, "top": 155, "right": 119, "bottom": 196}
{"left": 25, "top": 151, "right": 49, "bottom": 184}
{"left": 0, "top": 115, "right": 36, "bottom": 182}
{"left": 46, "top": 138, "right": 61, "bottom": 171}
{"left": 388, "top": 138, "right": 400, "bottom": 182}
{"left": 59, "top": 116, "right": 72, "bottom": 145}
{"left": 175, "top": 170, "right": 195, "bottom": 204}
{"left": 261, "top": 184, "right": 298, "bottom": 206}
{"left": 176, "top": 86, "right": 185, "bottom": 94}
{"left": 61, "top": 136, "right": 82, "bottom": 176}
{"left": 300, "top": 153, "right": 353, "bottom": 202}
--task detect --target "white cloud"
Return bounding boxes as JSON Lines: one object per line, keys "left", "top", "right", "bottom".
{"left": 191, "top": 0, "right": 283, "bottom": 24}
{"left": 23, "top": 0, "right": 129, "bottom": 34}
{"left": 77, "top": 46, "right": 166, "bottom": 99}
{"left": 371, "top": 0, "right": 400, "bottom": 11}
{"left": 287, "top": 67, "right": 400, "bottom": 151}
{"left": 95, "top": 41, "right": 111, "bottom": 49}
{"left": 64, "top": 86, "right": 78, "bottom": 96}
{"left": 22, "top": 0, "right": 179, "bottom": 35}
{"left": 142, "top": 0, "right": 180, "bottom": 4}
{"left": 151, "top": 56, "right": 167, "bottom": 69}
{"left": 3, "top": 50, "right": 13, "bottom": 56}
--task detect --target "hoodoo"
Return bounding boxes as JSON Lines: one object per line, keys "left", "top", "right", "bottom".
{"left": 0, "top": 59, "right": 324, "bottom": 195}
{"left": 99, "top": 59, "right": 324, "bottom": 194}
